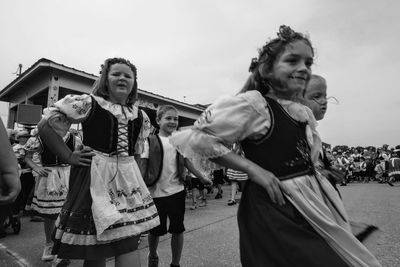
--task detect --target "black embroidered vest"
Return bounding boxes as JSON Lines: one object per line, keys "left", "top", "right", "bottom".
{"left": 81, "top": 96, "right": 143, "bottom": 155}
{"left": 39, "top": 133, "right": 75, "bottom": 166}
{"left": 241, "top": 96, "right": 314, "bottom": 180}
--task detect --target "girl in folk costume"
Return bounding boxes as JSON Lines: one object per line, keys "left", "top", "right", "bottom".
{"left": 170, "top": 26, "right": 381, "bottom": 266}
{"left": 38, "top": 58, "right": 159, "bottom": 267}
{"left": 300, "top": 74, "right": 379, "bottom": 243}
{"left": 24, "top": 128, "right": 80, "bottom": 263}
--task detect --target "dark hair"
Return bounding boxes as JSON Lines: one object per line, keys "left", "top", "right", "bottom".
{"left": 92, "top": 57, "right": 138, "bottom": 105}
{"left": 240, "top": 25, "right": 314, "bottom": 94}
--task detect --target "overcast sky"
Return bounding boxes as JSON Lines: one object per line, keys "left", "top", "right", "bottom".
{"left": 0, "top": 0, "right": 399, "bottom": 147}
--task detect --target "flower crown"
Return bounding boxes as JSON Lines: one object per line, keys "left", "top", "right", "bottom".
{"left": 248, "top": 25, "right": 301, "bottom": 72}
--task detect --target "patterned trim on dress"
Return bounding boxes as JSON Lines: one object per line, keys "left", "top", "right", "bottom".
{"left": 55, "top": 212, "right": 159, "bottom": 245}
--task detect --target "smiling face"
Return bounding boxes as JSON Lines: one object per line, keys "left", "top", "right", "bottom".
{"left": 157, "top": 109, "right": 179, "bottom": 136}
{"left": 107, "top": 63, "right": 135, "bottom": 104}
{"left": 302, "top": 76, "right": 328, "bottom": 121}
{"left": 264, "top": 40, "right": 313, "bottom": 99}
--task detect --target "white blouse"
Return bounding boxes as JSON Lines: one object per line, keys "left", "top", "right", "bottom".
{"left": 170, "top": 90, "right": 321, "bottom": 174}
{"left": 43, "top": 94, "right": 151, "bottom": 155}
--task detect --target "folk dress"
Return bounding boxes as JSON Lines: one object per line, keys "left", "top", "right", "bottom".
{"left": 43, "top": 94, "right": 159, "bottom": 260}
{"left": 24, "top": 133, "right": 78, "bottom": 219}
{"left": 170, "top": 90, "right": 381, "bottom": 267}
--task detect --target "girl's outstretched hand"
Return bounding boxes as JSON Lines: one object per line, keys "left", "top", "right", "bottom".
{"left": 247, "top": 165, "right": 286, "bottom": 206}
{"left": 33, "top": 166, "right": 51, "bottom": 177}
{"left": 68, "top": 146, "right": 95, "bottom": 167}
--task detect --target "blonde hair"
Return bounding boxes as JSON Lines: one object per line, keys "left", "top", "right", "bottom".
{"left": 303, "top": 74, "right": 326, "bottom": 96}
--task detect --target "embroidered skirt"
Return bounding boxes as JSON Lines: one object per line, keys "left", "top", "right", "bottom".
{"left": 31, "top": 165, "right": 70, "bottom": 219}
{"left": 52, "top": 153, "right": 159, "bottom": 260}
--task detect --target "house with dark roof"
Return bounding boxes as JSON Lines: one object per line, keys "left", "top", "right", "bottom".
{"left": 0, "top": 58, "right": 204, "bottom": 128}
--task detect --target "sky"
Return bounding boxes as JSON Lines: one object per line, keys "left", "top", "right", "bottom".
{"left": 0, "top": 0, "right": 399, "bottom": 148}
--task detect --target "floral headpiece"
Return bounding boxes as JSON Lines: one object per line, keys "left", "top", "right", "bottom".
{"left": 248, "top": 25, "right": 304, "bottom": 72}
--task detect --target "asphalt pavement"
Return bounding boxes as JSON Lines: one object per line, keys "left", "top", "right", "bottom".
{"left": 0, "top": 183, "right": 399, "bottom": 267}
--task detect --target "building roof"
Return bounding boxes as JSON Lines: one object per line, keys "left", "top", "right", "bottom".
{"left": 0, "top": 58, "right": 205, "bottom": 112}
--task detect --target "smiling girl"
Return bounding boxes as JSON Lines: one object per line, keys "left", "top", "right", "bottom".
{"left": 38, "top": 58, "right": 159, "bottom": 267}
{"left": 170, "top": 26, "right": 381, "bottom": 267}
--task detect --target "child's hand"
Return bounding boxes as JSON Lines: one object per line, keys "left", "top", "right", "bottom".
{"left": 33, "top": 166, "right": 51, "bottom": 177}
{"left": 68, "top": 146, "right": 95, "bottom": 167}
{"left": 247, "top": 165, "right": 286, "bottom": 206}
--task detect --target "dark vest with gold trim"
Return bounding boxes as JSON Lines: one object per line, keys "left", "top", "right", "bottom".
{"left": 241, "top": 96, "right": 315, "bottom": 180}
{"left": 81, "top": 96, "right": 143, "bottom": 155}
{"left": 39, "top": 133, "right": 75, "bottom": 166}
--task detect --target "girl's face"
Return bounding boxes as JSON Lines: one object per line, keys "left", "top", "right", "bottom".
{"left": 266, "top": 40, "right": 313, "bottom": 99}
{"left": 157, "top": 109, "right": 178, "bottom": 136}
{"left": 302, "top": 79, "right": 327, "bottom": 121}
{"left": 107, "top": 63, "right": 135, "bottom": 104}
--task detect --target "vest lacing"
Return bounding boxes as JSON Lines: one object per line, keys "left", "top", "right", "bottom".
{"left": 116, "top": 122, "right": 129, "bottom": 156}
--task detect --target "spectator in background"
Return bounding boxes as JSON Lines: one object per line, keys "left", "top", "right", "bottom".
{"left": 387, "top": 148, "right": 400, "bottom": 186}
{"left": 12, "top": 129, "right": 35, "bottom": 216}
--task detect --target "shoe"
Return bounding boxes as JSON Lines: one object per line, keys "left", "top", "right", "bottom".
{"left": 227, "top": 199, "right": 237, "bottom": 206}
{"left": 190, "top": 203, "right": 197, "bottom": 210}
{"left": 214, "top": 193, "right": 222, "bottom": 199}
{"left": 41, "top": 244, "right": 55, "bottom": 261}
{"left": 148, "top": 254, "right": 159, "bottom": 267}
{"left": 387, "top": 181, "right": 394, "bottom": 187}
{"left": 52, "top": 257, "right": 71, "bottom": 266}
{"left": 198, "top": 200, "right": 207, "bottom": 207}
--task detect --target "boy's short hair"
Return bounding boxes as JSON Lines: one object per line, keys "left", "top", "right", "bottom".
{"left": 303, "top": 74, "right": 326, "bottom": 96}
{"left": 156, "top": 105, "right": 178, "bottom": 121}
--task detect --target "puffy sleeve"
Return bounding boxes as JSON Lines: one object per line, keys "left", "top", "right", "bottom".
{"left": 170, "top": 90, "right": 271, "bottom": 173}
{"left": 134, "top": 109, "right": 151, "bottom": 154}
{"left": 44, "top": 94, "right": 92, "bottom": 137}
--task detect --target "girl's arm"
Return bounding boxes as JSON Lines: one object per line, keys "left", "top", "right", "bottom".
{"left": 212, "top": 152, "right": 286, "bottom": 206}
{"left": 24, "top": 152, "right": 49, "bottom": 177}
{"left": 0, "top": 121, "right": 20, "bottom": 204}
{"left": 38, "top": 119, "right": 94, "bottom": 167}
{"left": 184, "top": 159, "right": 212, "bottom": 185}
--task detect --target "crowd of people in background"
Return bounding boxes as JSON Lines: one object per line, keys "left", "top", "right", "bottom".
{"left": 325, "top": 144, "right": 400, "bottom": 186}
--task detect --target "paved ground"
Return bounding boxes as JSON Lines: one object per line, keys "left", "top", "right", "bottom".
{"left": 0, "top": 182, "right": 399, "bottom": 267}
